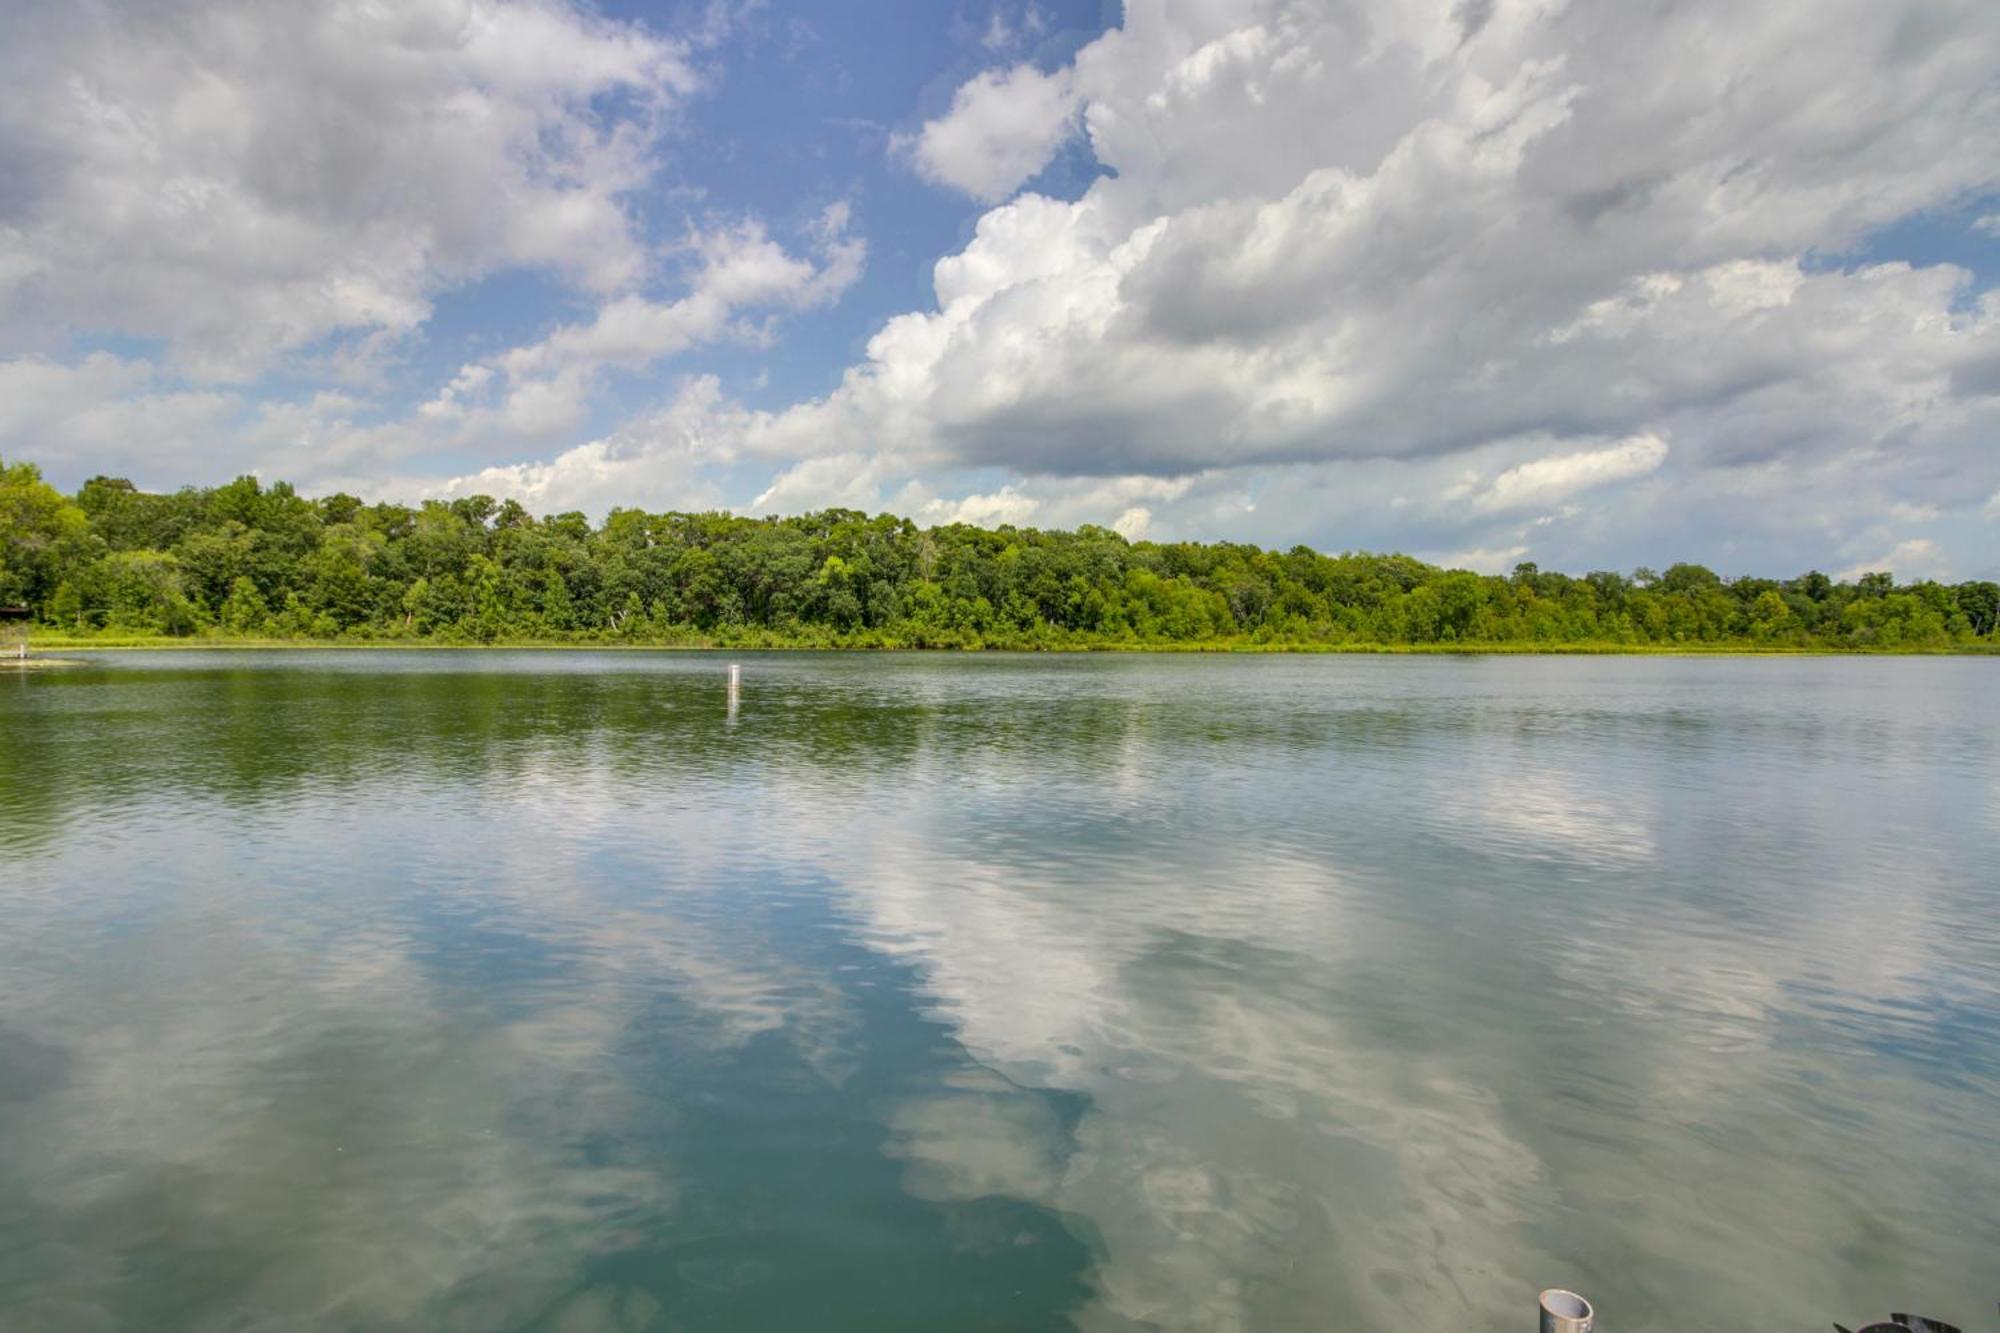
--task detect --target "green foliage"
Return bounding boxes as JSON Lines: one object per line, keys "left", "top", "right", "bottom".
{"left": 83, "top": 550, "right": 202, "bottom": 635}
{"left": 7, "top": 458, "right": 1995, "bottom": 651}
{"left": 0, "top": 456, "right": 93, "bottom": 608}
{"left": 220, "top": 576, "right": 271, "bottom": 635}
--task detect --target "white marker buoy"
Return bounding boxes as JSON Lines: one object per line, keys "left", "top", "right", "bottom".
{"left": 727, "top": 662, "right": 741, "bottom": 713}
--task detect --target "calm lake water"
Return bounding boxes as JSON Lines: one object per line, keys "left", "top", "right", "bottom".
{"left": 1, "top": 652, "right": 1995, "bottom": 1332}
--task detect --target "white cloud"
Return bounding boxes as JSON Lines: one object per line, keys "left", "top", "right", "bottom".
{"left": 1837, "top": 537, "right": 1952, "bottom": 583}
{"left": 383, "top": 211, "right": 865, "bottom": 460}
{"left": 980, "top": 5, "right": 1050, "bottom": 55}
{"left": 0, "top": 0, "right": 696, "bottom": 379}
{"left": 695, "top": 0, "right": 1999, "bottom": 568}
{"left": 0, "top": 352, "right": 253, "bottom": 481}
{"left": 411, "top": 375, "right": 741, "bottom": 516}
{"left": 1111, "top": 505, "right": 1154, "bottom": 539}
{"left": 1463, "top": 433, "right": 1669, "bottom": 514}
{"left": 748, "top": 461, "right": 1201, "bottom": 532}
{"left": 897, "top": 63, "right": 1079, "bottom": 202}
{"left": 498, "top": 216, "right": 862, "bottom": 380}
{"left": 416, "top": 365, "right": 496, "bottom": 424}
{"left": 751, "top": 451, "right": 904, "bottom": 515}
{"left": 8, "top": 0, "right": 2000, "bottom": 576}
{"left": 0, "top": 353, "right": 157, "bottom": 438}
{"left": 1433, "top": 543, "right": 1531, "bottom": 575}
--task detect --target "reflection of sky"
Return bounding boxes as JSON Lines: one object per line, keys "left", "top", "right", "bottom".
{"left": 1, "top": 652, "right": 1996, "bottom": 1331}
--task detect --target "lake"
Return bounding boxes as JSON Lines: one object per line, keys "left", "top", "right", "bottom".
{"left": 1, "top": 652, "right": 1995, "bottom": 1332}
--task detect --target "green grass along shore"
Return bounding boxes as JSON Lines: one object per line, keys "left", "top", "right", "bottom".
{"left": 22, "top": 632, "right": 1999, "bottom": 656}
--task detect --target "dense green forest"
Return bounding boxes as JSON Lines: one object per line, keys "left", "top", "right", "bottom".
{"left": 2, "top": 455, "right": 1995, "bottom": 650}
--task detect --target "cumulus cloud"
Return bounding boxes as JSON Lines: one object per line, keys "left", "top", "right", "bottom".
{"left": 684, "top": 0, "right": 1984, "bottom": 560}
{"left": 410, "top": 375, "right": 744, "bottom": 516}
{"left": 23, "top": 201, "right": 870, "bottom": 491}
{"left": 753, "top": 464, "right": 1200, "bottom": 532}
{"left": 496, "top": 211, "right": 864, "bottom": 381}
{"left": 1837, "top": 536, "right": 1953, "bottom": 582}
{"left": 427, "top": 0, "right": 1998, "bottom": 573}
{"left": 7, "top": 0, "right": 2000, "bottom": 574}
{"left": 0, "top": 353, "right": 250, "bottom": 478}
{"left": 1433, "top": 543, "right": 1531, "bottom": 574}
{"left": 0, "top": 353, "right": 158, "bottom": 438}
{"left": 394, "top": 207, "right": 867, "bottom": 455}
{"left": 0, "top": 0, "right": 696, "bottom": 378}
{"left": 840, "top": 0, "right": 2000, "bottom": 484}
{"left": 897, "top": 63, "right": 1079, "bottom": 202}
{"left": 1457, "top": 433, "right": 1669, "bottom": 514}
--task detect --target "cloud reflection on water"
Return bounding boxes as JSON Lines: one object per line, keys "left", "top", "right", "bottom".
{"left": 0, "top": 875, "right": 671, "bottom": 1330}
{"left": 0, "top": 653, "right": 1995, "bottom": 1331}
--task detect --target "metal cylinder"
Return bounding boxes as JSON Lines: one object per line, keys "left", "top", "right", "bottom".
{"left": 1539, "top": 1289, "right": 1593, "bottom": 1333}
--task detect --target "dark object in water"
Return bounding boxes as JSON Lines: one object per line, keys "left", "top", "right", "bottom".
{"left": 1833, "top": 1315, "right": 1964, "bottom": 1333}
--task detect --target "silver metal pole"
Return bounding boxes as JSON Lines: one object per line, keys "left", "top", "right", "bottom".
{"left": 1540, "top": 1289, "right": 1593, "bottom": 1333}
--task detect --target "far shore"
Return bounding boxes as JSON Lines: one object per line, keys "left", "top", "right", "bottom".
{"left": 18, "top": 636, "right": 1999, "bottom": 657}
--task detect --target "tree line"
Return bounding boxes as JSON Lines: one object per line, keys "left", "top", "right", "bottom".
{"left": 2, "top": 456, "right": 1995, "bottom": 650}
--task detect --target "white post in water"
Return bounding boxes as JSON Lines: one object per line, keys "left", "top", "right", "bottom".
{"left": 1540, "top": 1289, "right": 1593, "bottom": 1333}
{"left": 727, "top": 663, "right": 741, "bottom": 712}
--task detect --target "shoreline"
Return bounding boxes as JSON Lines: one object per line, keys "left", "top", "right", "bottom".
{"left": 21, "top": 637, "right": 1999, "bottom": 657}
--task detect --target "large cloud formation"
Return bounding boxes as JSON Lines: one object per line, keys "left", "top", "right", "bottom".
{"left": 0, "top": 0, "right": 861, "bottom": 493}
{"left": 3, "top": 0, "right": 1999, "bottom": 575}
{"left": 756, "top": 0, "right": 2000, "bottom": 570}
{"left": 0, "top": 0, "right": 696, "bottom": 379}
{"left": 504, "top": 0, "right": 1998, "bottom": 573}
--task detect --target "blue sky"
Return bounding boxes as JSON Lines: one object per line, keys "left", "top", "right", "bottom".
{"left": 408, "top": 1, "right": 1113, "bottom": 437}
{"left": 1, "top": 0, "right": 1997, "bottom": 578}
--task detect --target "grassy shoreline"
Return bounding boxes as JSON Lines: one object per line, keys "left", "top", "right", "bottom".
{"left": 21, "top": 634, "right": 1999, "bottom": 656}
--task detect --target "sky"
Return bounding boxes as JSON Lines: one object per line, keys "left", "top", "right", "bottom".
{"left": 1, "top": 0, "right": 1997, "bottom": 579}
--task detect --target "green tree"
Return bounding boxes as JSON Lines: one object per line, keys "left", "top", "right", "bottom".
{"left": 1, "top": 453, "right": 1991, "bottom": 652}
{"left": 220, "top": 576, "right": 271, "bottom": 634}
{"left": 0, "top": 456, "right": 92, "bottom": 612}
{"left": 86, "top": 550, "right": 202, "bottom": 635}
